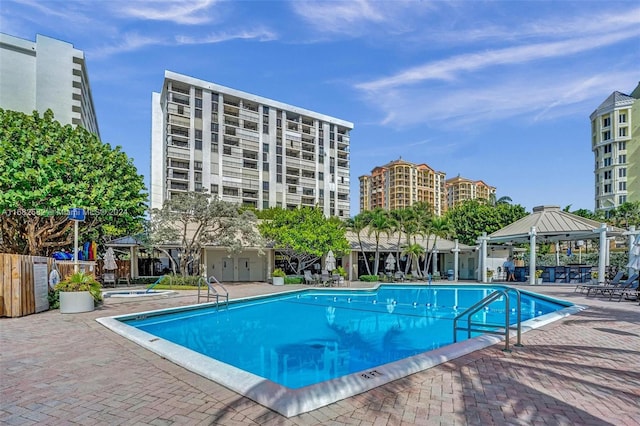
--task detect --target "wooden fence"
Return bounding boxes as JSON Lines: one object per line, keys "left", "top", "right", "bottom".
{"left": 0, "top": 254, "right": 53, "bottom": 318}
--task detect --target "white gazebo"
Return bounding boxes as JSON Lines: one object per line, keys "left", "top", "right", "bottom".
{"left": 484, "top": 205, "right": 626, "bottom": 285}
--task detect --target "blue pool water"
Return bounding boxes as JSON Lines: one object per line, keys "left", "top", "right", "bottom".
{"left": 122, "top": 285, "right": 570, "bottom": 389}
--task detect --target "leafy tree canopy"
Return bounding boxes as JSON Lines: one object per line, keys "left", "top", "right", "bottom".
{"left": 0, "top": 109, "right": 147, "bottom": 255}
{"left": 446, "top": 200, "right": 527, "bottom": 245}
{"left": 258, "top": 207, "right": 350, "bottom": 274}
{"left": 149, "top": 192, "right": 263, "bottom": 276}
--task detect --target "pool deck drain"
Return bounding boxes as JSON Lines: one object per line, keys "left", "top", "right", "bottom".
{"left": 2, "top": 282, "right": 639, "bottom": 425}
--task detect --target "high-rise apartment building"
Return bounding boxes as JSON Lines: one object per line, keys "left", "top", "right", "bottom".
{"left": 151, "top": 71, "right": 353, "bottom": 218}
{"left": 445, "top": 175, "right": 496, "bottom": 209}
{"left": 359, "top": 158, "right": 447, "bottom": 216}
{"left": 0, "top": 33, "right": 100, "bottom": 136}
{"left": 591, "top": 82, "right": 639, "bottom": 214}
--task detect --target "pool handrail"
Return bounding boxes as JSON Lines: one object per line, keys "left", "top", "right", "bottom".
{"left": 453, "top": 287, "right": 523, "bottom": 352}
{"left": 197, "top": 275, "right": 229, "bottom": 308}
{"left": 145, "top": 275, "right": 166, "bottom": 293}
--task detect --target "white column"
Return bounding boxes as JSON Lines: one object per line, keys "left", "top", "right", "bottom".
{"left": 596, "top": 223, "right": 607, "bottom": 284}
{"left": 529, "top": 226, "right": 537, "bottom": 285}
{"left": 625, "top": 226, "right": 639, "bottom": 276}
{"left": 555, "top": 242, "right": 560, "bottom": 266}
{"left": 452, "top": 239, "right": 460, "bottom": 282}
{"left": 432, "top": 249, "right": 439, "bottom": 276}
{"left": 478, "top": 232, "right": 488, "bottom": 283}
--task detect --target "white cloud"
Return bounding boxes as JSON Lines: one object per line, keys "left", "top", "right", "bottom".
{"left": 175, "top": 28, "right": 277, "bottom": 45}
{"left": 90, "top": 33, "right": 168, "bottom": 59}
{"left": 357, "top": 29, "right": 640, "bottom": 93}
{"left": 368, "top": 70, "right": 638, "bottom": 128}
{"left": 116, "top": 0, "right": 219, "bottom": 25}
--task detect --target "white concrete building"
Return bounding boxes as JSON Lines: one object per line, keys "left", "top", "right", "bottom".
{"left": 0, "top": 33, "right": 100, "bottom": 136}
{"left": 151, "top": 70, "right": 353, "bottom": 219}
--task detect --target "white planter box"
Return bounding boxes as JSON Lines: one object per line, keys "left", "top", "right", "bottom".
{"left": 272, "top": 277, "right": 285, "bottom": 286}
{"left": 59, "top": 291, "right": 95, "bottom": 314}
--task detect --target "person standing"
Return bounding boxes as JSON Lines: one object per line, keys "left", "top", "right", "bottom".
{"left": 503, "top": 257, "right": 516, "bottom": 282}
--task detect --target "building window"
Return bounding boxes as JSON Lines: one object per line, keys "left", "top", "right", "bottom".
{"left": 211, "top": 123, "right": 219, "bottom": 132}
{"left": 195, "top": 98, "right": 203, "bottom": 108}
{"left": 604, "top": 144, "right": 611, "bottom": 154}
{"left": 195, "top": 109, "right": 202, "bottom": 118}
{"left": 263, "top": 162, "right": 269, "bottom": 171}
{"left": 195, "top": 140, "right": 202, "bottom": 150}
{"left": 619, "top": 113, "right": 626, "bottom": 123}
{"left": 619, "top": 168, "right": 626, "bottom": 178}
{"left": 619, "top": 181, "right": 626, "bottom": 191}
{"left": 263, "top": 106, "right": 269, "bottom": 114}
{"left": 211, "top": 143, "right": 218, "bottom": 153}
{"left": 603, "top": 157, "right": 612, "bottom": 167}
{"left": 318, "top": 172, "right": 324, "bottom": 181}
{"left": 263, "top": 124, "right": 269, "bottom": 134}
{"left": 619, "top": 195, "right": 627, "bottom": 204}
{"left": 263, "top": 181, "right": 269, "bottom": 190}
{"left": 619, "top": 127, "right": 627, "bottom": 137}
{"left": 604, "top": 184, "right": 611, "bottom": 193}
{"left": 602, "top": 131, "right": 610, "bottom": 140}
{"left": 603, "top": 117, "right": 610, "bottom": 127}
{"left": 619, "top": 154, "right": 626, "bottom": 164}
{"left": 604, "top": 170, "right": 611, "bottom": 180}
{"left": 223, "top": 146, "right": 231, "bottom": 155}
{"left": 618, "top": 141, "right": 626, "bottom": 150}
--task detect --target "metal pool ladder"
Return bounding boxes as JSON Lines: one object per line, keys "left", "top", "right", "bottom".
{"left": 197, "top": 275, "right": 229, "bottom": 308}
{"left": 453, "top": 288, "right": 523, "bottom": 352}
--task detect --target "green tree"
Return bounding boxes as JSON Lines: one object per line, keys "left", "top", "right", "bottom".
{"left": 258, "top": 207, "right": 349, "bottom": 275}
{"left": 423, "top": 216, "right": 452, "bottom": 276}
{"left": 367, "top": 208, "right": 393, "bottom": 275}
{"left": 150, "top": 192, "right": 263, "bottom": 276}
{"left": 346, "top": 212, "right": 372, "bottom": 276}
{"left": 0, "top": 109, "right": 146, "bottom": 255}
{"left": 401, "top": 243, "right": 425, "bottom": 277}
{"left": 446, "top": 200, "right": 527, "bottom": 245}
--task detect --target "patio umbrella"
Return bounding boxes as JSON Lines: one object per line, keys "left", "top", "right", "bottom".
{"left": 385, "top": 253, "right": 396, "bottom": 271}
{"left": 627, "top": 235, "right": 640, "bottom": 273}
{"left": 325, "top": 250, "right": 336, "bottom": 272}
{"left": 103, "top": 247, "right": 117, "bottom": 270}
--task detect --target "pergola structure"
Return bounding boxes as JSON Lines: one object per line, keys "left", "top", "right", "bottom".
{"left": 483, "top": 205, "right": 628, "bottom": 285}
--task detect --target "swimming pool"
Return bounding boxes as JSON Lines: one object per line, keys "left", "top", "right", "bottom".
{"left": 97, "top": 284, "right": 579, "bottom": 417}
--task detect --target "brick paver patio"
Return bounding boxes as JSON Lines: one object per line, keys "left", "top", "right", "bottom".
{"left": 1, "top": 282, "right": 638, "bottom": 425}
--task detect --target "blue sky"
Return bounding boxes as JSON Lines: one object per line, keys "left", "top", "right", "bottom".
{"left": 2, "top": 0, "right": 639, "bottom": 215}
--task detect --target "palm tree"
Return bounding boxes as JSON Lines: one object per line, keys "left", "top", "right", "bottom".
{"left": 346, "top": 212, "right": 372, "bottom": 276}
{"left": 423, "top": 216, "right": 452, "bottom": 277}
{"left": 401, "top": 243, "right": 425, "bottom": 277}
{"left": 389, "top": 208, "right": 413, "bottom": 273}
{"left": 367, "top": 208, "right": 393, "bottom": 275}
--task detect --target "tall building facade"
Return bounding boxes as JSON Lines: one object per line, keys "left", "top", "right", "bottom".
{"left": 151, "top": 71, "right": 353, "bottom": 218}
{"left": 0, "top": 33, "right": 100, "bottom": 136}
{"left": 445, "top": 175, "right": 496, "bottom": 209}
{"left": 358, "top": 158, "right": 446, "bottom": 216}
{"left": 591, "top": 82, "right": 640, "bottom": 214}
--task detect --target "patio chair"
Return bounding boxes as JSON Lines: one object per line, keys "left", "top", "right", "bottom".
{"left": 101, "top": 272, "right": 116, "bottom": 288}
{"left": 607, "top": 277, "right": 639, "bottom": 302}
{"left": 303, "top": 270, "right": 319, "bottom": 285}
{"left": 575, "top": 271, "right": 623, "bottom": 293}
{"left": 394, "top": 271, "right": 405, "bottom": 282}
{"left": 589, "top": 273, "right": 638, "bottom": 298}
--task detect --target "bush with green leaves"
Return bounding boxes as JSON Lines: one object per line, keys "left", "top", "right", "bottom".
{"left": 359, "top": 275, "right": 379, "bottom": 282}
{"left": 54, "top": 271, "right": 102, "bottom": 304}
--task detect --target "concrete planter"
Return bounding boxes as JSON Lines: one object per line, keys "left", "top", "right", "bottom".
{"left": 59, "top": 291, "right": 95, "bottom": 314}
{"left": 272, "top": 277, "right": 285, "bottom": 286}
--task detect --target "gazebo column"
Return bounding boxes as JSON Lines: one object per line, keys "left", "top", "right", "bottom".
{"left": 479, "top": 232, "right": 488, "bottom": 283}
{"left": 529, "top": 226, "right": 537, "bottom": 285}
{"left": 625, "top": 226, "right": 640, "bottom": 276}
{"left": 596, "top": 223, "right": 607, "bottom": 284}
{"left": 452, "top": 239, "right": 460, "bottom": 282}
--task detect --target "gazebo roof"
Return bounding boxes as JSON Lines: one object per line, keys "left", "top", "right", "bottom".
{"left": 488, "top": 205, "right": 625, "bottom": 244}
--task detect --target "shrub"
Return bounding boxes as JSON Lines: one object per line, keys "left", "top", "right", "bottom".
{"left": 159, "top": 275, "right": 201, "bottom": 287}
{"left": 272, "top": 268, "right": 286, "bottom": 277}
{"left": 359, "top": 275, "right": 379, "bottom": 282}
{"left": 284, "top": 276, "right": 303, "bottom": 284}
{"left": 55, "top": 271, "right": 102, "bottom": 304}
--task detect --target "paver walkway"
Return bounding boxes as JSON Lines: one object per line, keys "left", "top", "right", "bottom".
{"left": 1, "top": 282, "right": 639, "bottom": 425}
